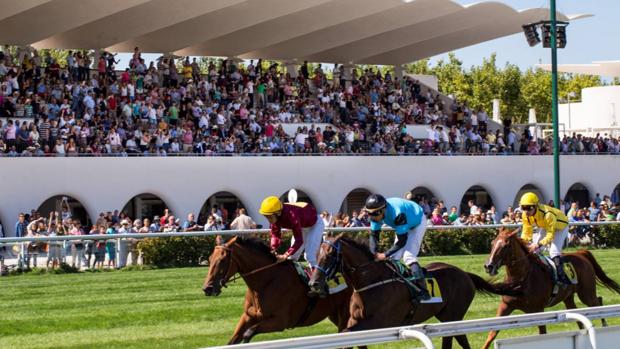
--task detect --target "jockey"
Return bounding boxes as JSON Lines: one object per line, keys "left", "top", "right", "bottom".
{"left": 364, "top": 194, "right": 430, "bottom": 301}
{"left": 519, "top": 192, "right": 571, "bottom": 285}
{"left": 259, "top": 196, "right": 324, "bottom": 269}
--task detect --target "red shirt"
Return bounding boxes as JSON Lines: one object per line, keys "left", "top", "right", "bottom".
{"left": 270, "top": 203, "right": 317, "bottom": 256}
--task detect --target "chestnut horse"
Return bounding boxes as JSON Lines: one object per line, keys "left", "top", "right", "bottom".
{"left": 202, "top": 236, "right": 360, "bottom": 346}
{"left": 482, "top": 227, "right": 620, "bottom": 349}
{"left": 309, "top": 235, "right": 521, "bottom": 349}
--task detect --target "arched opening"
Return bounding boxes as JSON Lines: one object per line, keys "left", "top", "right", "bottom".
{"left": 460, "top": 186, "right": 494, "bottom": 215}
{"left": 279, "top": 189, "right": 315, "bottom": 207}
{"left": 564, "top": 183, "right": 590, "bottom": 208}
{"left": 514, "top": 184, "right": 545, "bottom": 207}
{"left": 36, "top": 195, "right": 92, "bottom": 227}
{"left": 198, "top": 191, "right": 247, "bottom": 227}
{"left": 408, "top": 186, "right": 438, "bottom": 207}
{"left": 612, "top": 183, "right": 620, "bottom": 204}
{"left": 121, "top": 193, "right": 168, "bottom": 222}
{"left": 339, "top": 188, "right": 371, "bottom": 216}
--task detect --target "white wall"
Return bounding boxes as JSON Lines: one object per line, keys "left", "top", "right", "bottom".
{"left": 1, "top": 156, "right": 619, "bottom": 236}
{"left": 559, "top": 86, "right": 620, "bottom": 131}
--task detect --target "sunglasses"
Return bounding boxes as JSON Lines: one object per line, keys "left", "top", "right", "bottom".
{"left": 521, "top": 205, "right": 535, "bottom": 211}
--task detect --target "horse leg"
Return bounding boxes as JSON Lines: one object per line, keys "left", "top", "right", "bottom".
{"left": 441, "top": 336, "right": 454, "bottom": 349}
{"left": 454, "top": 335, "right": 470, "bottom": 349}
{"left": 599, "top": 297, "right": 608, "bottom": 327}
{"left": 227, "top": 313, "right": 259, "bottom": 345}
{"left": 564, "top": 295, "right": 584, "bottom": 330}
{"left": 538, "top": 325, "right": 547, "bottom": 334}
{"left": 482, "top": 302, "right": 514, "bottom": 349}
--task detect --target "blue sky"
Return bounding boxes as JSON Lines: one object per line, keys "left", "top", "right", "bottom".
{"left": 445, "top": 0, "right": 620, "bottom": 69}
{"left": 118, "top": 0, "right": 619, "bottom": 72}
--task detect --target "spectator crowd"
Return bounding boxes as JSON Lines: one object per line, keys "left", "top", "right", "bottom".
{"left": 2, "top": 47, "right": 619, "bottom": 157}
{"left": 2, "top": 190, "right": 619, "bottom": 271}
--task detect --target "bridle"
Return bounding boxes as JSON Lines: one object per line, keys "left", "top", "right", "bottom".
{"left": 315, "top": 238, "right": 399, "bottom": 293}
{"left": 314, "top": 239, "right": 342, "bottom": 279}
{"left": 211, "top": 245, "right": 285, "bottom": 286}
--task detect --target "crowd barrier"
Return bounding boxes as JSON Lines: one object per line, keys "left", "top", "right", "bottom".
{"left": 0, "top": 221, "right": 618, "bottom": 270}
{"left": 200, "top": 305, "right": 620, "bottom": 349}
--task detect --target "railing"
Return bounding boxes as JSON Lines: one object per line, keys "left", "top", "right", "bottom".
{"left": 1, "top": 151, "right": 619, "bottom": 158}
{"left": 1, "top": 221, "right": 617, "bottom": 244}
{"left": 200, "top": 305, "right": 620, "bottom": 349}
{"left": 1, "top": 221, "right": 616, "bottom": 270}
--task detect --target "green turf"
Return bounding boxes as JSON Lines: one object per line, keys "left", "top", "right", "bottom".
{"left": 2, "top": 250, "right": 620, "bottom": 349}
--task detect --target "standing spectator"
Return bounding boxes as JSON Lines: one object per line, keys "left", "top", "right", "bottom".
{"left": 93, "top": 225, "right": 107, "bottom": 269}
{"left": 117, "top": 219, "right": 131, "bottom": 268}
{"left": 67, "top": 219, "right": 85, "bottom": 269}
{"left": 46, "top": 212, "right": 62, "bottom": 269}
{"left": 181, "top": 213, "right": 201, "bottom": 231}
{"left": 105, "top": 222, "right": 117, "bottom": 269}
{"left": 230, "top": 208, "right": 257, "bottom": 230}
{"left": 468, "top": 200, "right": 479, "bottom": 216}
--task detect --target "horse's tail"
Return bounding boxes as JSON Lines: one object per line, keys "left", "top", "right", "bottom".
{"left": 467, "top": 272, "right": 523, "bottom": 297}
{"left": 577, "top": 250, "right": 620, "bottom": 294}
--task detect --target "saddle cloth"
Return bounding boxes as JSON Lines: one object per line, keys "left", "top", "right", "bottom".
{"left": 538, "top": 255, "right": 578, "bottom": 285}
{"left": 387, "top": 260, "right": 443, "bottom": 304}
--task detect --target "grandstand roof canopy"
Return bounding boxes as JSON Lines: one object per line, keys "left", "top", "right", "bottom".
{"left": 1, "top": 0, "right": 590, "bottom": 65}
{"left": 538, "top": 61, "right": 620, "bottom": 78}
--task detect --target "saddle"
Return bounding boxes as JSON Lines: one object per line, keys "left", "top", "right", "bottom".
{"left": 536, "top": 255, "right": 578, "bottom": 306}
{"left": 536, "top": 255, "right": 578, "bottom": 286}
{"left": 386, "top": 260, "right": 442, "bottom": 304}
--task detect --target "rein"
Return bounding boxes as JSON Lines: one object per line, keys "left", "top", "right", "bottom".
{"left": 320, "top": 238, "right": 404, "bottom": 293}
{"left": 214, "top": 245, "right": 285, "bottom": 284}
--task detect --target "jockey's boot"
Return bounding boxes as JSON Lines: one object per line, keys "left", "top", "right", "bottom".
{"left": 410, "top": 262, "right": 430, "bottom": 301}
{"left": 552, "top": 256, "right": 571, "bottom": 286}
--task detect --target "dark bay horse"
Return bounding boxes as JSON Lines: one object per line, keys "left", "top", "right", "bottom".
{"left": 202, "top": 236, "right": 359, "bottom": 345}
{"left": 482, "top": 227, "right": 620, "bottom": 349}
{"left": 309, "top": 235, "right": 521, "bottom": 349}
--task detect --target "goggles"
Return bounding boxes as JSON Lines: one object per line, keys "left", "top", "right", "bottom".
{"left": 520, "top": 205, "right": 536, "bottom": 212}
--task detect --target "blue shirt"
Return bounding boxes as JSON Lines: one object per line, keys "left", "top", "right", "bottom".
{"left": 370, "top": 198, "right": 424, "bottom": 235}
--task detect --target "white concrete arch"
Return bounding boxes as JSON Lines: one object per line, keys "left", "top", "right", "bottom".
{"left": 176, "top": 0, "right": 399, "bottom": 57}
{"left": 0, "top": 0, "right": 149, "bottom": 45}
{"left": 108, "top": 0, "right": 332, "bottom": 54}
{"left": 34, "top": 0, "right": 245, "bottom": 50}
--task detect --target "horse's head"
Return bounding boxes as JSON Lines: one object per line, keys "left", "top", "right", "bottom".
{"left": 309, "top": 234, "right": 375, "bottom": 295}
{"left": 484, "top": 227, "right": 520, "bottom": 276}
{"left": 203, "top": 239, "right": 238, "bottom": 297}
{"left": 309, "top": 235, "right": 342, "bottom": 295}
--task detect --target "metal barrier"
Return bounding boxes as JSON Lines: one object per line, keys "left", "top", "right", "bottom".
{"left": 1, "top": 221, "right": 618, "bottom": 244}
{"left": 0, "top": 221, "right": 617, "bottom": 269}
{"left": 200, "top": 305, "right": 620, "bottom": 349}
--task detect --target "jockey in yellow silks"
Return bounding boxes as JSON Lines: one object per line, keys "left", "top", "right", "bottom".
{"left": 519, "top": 192, "right": 571, "bottom": 284}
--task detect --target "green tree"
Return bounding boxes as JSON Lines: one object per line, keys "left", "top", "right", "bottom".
{"left": 500, "top": 63, "right": 526, "bottom": 122}
{"left": 432, "top": 53, "right": 471, "bottom": 102}
{"left": 468, "top": 53, "right": 502, "bottom": 112}
{"left": 520, "top": 68, "right": 552, "bottom": 123}
{"left": 560, "top": 73, "right": 602, "bottom": 101}
{"left": 403, "top": 59, "right": 431, "bottom": 75}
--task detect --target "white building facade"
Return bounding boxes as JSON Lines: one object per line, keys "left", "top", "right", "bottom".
{"left": 1, "top": 156, "right": 619, "bottom": 236}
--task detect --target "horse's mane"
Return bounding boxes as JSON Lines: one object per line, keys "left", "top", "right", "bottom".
{"left": 233, "top": 236, "right": 277, "bottom": 262}
{"left": 337, "top": 236, "right": 375, "bottom": 260}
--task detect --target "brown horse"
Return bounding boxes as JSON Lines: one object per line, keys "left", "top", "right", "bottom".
{"left": 482, "top": 227, "right": 620, "bottom": 349}
{"left": 309, "top": 235, "right": 521, "bottom": 349}
{"left": 202, "top": 236, "right": 360, "bottom": 346}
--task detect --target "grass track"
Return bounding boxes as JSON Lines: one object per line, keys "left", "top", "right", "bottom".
{"left": 2, "top": 250, "right": 620, "bottom": 349}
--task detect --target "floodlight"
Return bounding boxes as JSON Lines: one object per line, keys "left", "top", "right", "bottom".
{"left": 522, "top": 23, "right": 541, "bottom": 47}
